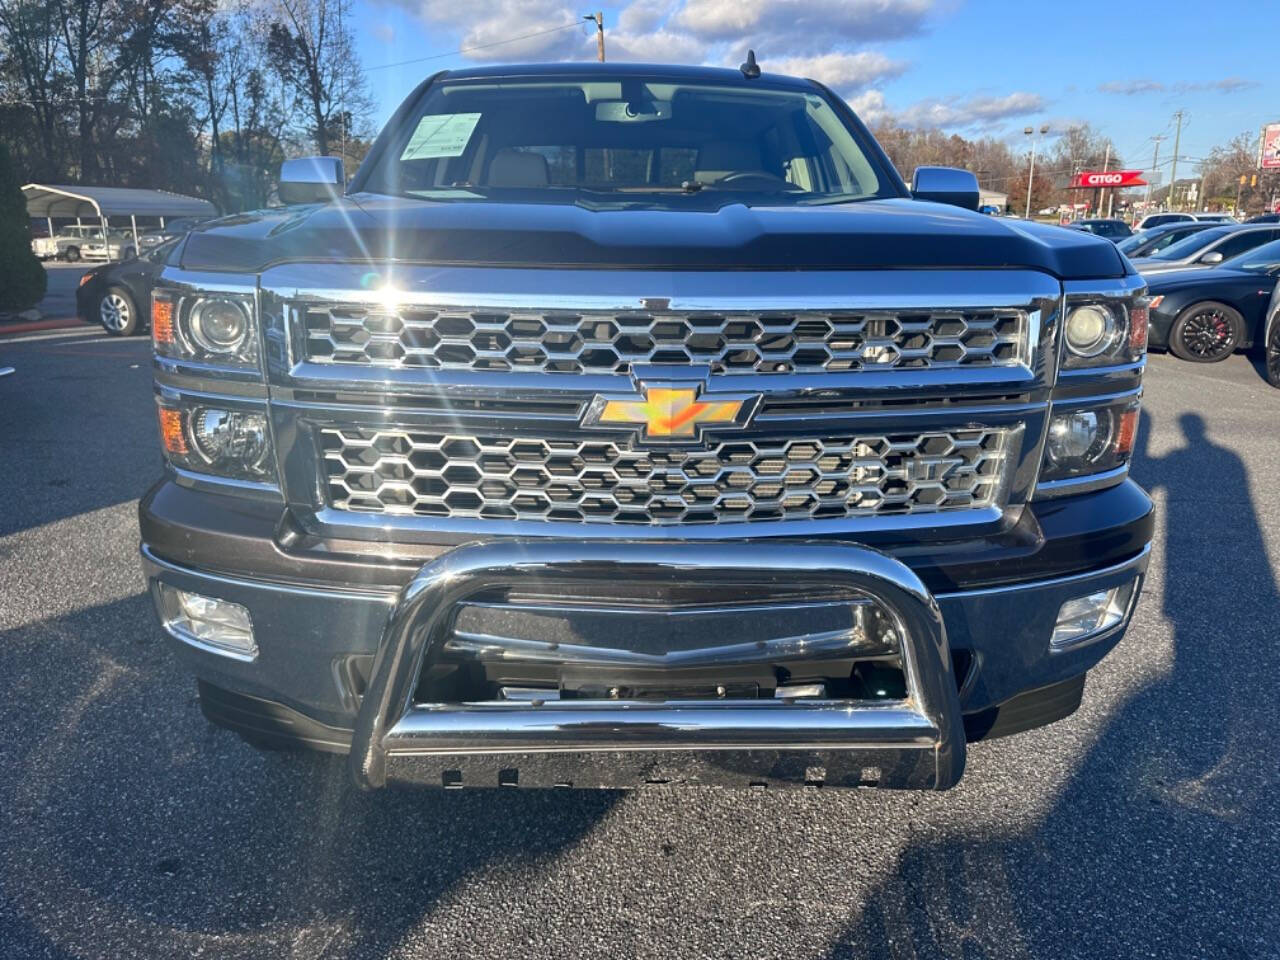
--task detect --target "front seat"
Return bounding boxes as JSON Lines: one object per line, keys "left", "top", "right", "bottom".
{"left": 488, "top": 149, "right": 550, "bottom": 187}
{"left": 694, "top": 140, "right": 765, "bottom": 184}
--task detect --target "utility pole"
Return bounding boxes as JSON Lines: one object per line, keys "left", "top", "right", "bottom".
{"left": 1099, "top": 142, "right": 1111, "bottom": 218}
{"left": 583, "top": 12, "right": 605, "bottom": 61}
{"left": 1144, "top": 134, "right": 1167, "bottom": 214}
{"left": 1168, "top": 110, "right": 1184, "bottom": 211}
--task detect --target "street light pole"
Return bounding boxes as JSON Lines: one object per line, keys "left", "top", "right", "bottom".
{"left": 1023, "top": 124, "right": 1049, "bottom": 220}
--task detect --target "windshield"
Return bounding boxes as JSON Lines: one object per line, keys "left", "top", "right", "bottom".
{"left": 1116, "top": 231, "right": 1149, "bottom": 254}
{"left": 359, "top": 76, "right": 893, "bottom": 209}
{"left": 1222, "top": 238, "right": 1280, "bottom": 273}
{"left": 1150, "top": 226, "right": 1232, "bottom": 260}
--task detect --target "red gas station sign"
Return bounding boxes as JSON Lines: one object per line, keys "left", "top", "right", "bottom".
{"left": 1070, "top": 170, "right": 1147, "bottom": 188}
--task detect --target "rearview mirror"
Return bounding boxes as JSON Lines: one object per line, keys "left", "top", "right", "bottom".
{"left": 911, "top": 166, "right": 980, "bottom": 211}
{"left": 279, "top": 156, "right": 344, "bottom": 205}
{"left": 595, "top": 100, "right": 673, "bottom": 123}
{"left": 1199, "top": 251, "right": 1224, "bottom": 265}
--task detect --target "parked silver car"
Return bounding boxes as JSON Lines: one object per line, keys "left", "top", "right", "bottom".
{"left": 1129, "top": 224, "right": 1280, "bottom": 274}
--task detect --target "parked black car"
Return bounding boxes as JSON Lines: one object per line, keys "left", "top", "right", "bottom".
{"left": 75, "top": 238, "right": 177, "bottom": 335}
{"left": 1247, "top": 213, "right": 1280, "bottom": 224}
{"left": 1116, "top": 220, "right": 1215, "bottom": 259}
{"left": 1065, "top": 218, "right": 1132, "bottom": 241}
{"left": 1266, "top": 291, "right": 1280, "bottom": 386}
{"left": 1146, "top": 238, "right": 1280, "bottom": 361}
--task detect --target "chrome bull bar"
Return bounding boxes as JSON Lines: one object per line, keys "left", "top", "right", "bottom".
{"left": 349, "top": 541, "right": 966, "bottom": 790}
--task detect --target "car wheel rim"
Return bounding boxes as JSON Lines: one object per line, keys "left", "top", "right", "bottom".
{"left": 100, "top": 294, "right": 129, "bottom": 331}
{"left": 1268, "top": 330, "right": 1280, "bottom": 383}
{"left": 1182, "top": 309, "right": 1235, "bottom": 359}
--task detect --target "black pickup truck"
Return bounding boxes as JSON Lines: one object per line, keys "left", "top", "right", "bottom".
{"left": 140, "top": 62, "right": 1152, "bottom": 790}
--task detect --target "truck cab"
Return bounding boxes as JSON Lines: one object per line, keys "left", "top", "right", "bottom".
{"left": 140, "top": 63, "right": 1151, "bottom": 790}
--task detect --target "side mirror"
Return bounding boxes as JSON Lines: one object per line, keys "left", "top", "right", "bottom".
{"left": 279, "top": 156, "right": 345, "bottom": 205}
{"left": 911, "top": 166, "right": 980, "bottom": 211}
{"left": 1199, "top": 251, "right": 1224, "bottom": 265}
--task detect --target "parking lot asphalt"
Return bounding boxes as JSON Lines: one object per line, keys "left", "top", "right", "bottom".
{"left": 0, "top": 331, "right": 1277, "bottom": 960}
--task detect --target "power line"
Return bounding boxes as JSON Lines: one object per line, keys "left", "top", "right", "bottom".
{"left": 366, "top": 21, "right": 584, "bottom": 73}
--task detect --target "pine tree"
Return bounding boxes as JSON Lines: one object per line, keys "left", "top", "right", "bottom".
{"left": 0, "top": 145, "right": 47, "bottom": 312}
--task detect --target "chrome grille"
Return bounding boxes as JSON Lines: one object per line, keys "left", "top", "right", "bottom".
{"left": 300, "top": 305, "right": 1028, "bottom": 374}
{"left": 319, "top": 427, "right": 1010, "bottom": 525}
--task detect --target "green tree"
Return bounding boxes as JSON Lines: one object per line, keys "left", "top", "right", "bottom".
{"left": 0, "top": 142, "right": 46, "bottom": 311}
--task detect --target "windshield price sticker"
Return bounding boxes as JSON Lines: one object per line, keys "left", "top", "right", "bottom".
{"left": 400, "top": 113, "right": 482, "bottom": 160}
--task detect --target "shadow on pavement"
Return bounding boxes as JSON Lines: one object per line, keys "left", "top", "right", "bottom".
{"left": 821, "top": 411, "right": 1280, "bottom": 958}
{"left": 0, "top": 592, "right": 619, "bottom": 958}
{"left": 0, "top": 333, "right": 153, "bottom": 537}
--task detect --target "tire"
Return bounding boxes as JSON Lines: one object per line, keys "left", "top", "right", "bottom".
{"left": 1266, "top": 321, "right": 1280, "bottom": 388}
{"left": 1168, "top": 301, "right": 1243, "bottom": 363}
{"left": 98, "top": 286, "right": 138, "bottom": 336}
{"left": 64, "top": 245, "right": 80, "bottom": 262}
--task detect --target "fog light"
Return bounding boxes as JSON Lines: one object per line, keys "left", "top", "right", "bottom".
{"left": 158, "top": 584, "right": 256, "bottom": 659}
{"left": 1051, "top": 578, "right": 1137, "bottom": 648}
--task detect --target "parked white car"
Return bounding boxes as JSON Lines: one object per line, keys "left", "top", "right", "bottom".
{"left": 31, "top": 225, "right": 137, "bottom": 262}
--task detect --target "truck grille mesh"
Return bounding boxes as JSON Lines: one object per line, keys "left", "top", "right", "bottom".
{"left": 319, "top": 427, "right": 1010, "bottom": 525}
{"left": 300, "top": 306, "right": 1028, "bottom": 375}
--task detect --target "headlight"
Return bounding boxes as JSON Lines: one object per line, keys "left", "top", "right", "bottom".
{"left": 1061, "top": 298, "right": 1148, "bottom": 368}
{"left": 188, "top": 298, "right": 250, "bottom": 355}
{"left": 156, "top": 397, "right": 276, "bottom": 483}
{"left": 1064, "top": 304, "right": 1117, "bottom": 357}
{"left": 1039, "top": 397, "right": 1140, "bottom": 485}
{"left": 153, "top": 290, "right": 259, "bottom": 368}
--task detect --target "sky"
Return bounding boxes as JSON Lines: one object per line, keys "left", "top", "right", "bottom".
{"left": 352, "top": 0, "right": 1277, "bottom": 175}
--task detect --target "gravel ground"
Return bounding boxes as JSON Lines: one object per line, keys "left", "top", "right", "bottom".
{"left": 1, "top": 329, "right": 1278, "bottom": 960}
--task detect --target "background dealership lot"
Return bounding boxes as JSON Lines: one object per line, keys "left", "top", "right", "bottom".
{"left": 1, "top": 322, "right": 1277, "bottom": 958}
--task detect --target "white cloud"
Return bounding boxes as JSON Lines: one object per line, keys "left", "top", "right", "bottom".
{"left": 771, "top": 52, "right": 907, "bottom": 96}
{"left": 1098, "top": 76, "right": 1259, "bottom": 95}
{"left": 894, "top": 92, "right": 1047, "bottom": 130}
{"left": 674, "top": 0, "right": 936, "bottom": 53}
{"left": 847, "top": 89, "right": 889, "bottom": 125}
{"left": 406, "top": 0, "right": 592, "bottom": 61}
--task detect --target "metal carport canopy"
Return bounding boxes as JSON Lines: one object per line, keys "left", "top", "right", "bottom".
{"left": 21, "top": 184, "right": 217, "bottom": 220}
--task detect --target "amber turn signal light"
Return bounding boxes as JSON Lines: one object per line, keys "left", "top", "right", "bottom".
{"left": 158, "top": 406, "right": 187, "bottom": 455}
{"left": 152, "top": 294, "right": 175, "bottom": 346}
{"left": 1115, "top": 408, "right": 1139, "bottom": 456}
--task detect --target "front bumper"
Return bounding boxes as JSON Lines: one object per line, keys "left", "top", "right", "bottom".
{"left": 140, "top": 480, "right": 1151, "bottom": 789}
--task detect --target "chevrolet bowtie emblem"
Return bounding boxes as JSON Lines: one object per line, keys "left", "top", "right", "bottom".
{"left": 583, "top": 383, "right": 759, "bottom": 442}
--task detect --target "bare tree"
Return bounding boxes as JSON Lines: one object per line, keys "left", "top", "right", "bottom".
{"left": 264, "top": 0, "right": 369, "bottom": 157}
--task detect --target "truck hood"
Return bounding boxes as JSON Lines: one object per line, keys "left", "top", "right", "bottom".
{"left": 178, "top": 194, "right": 1128, "bottom": 279}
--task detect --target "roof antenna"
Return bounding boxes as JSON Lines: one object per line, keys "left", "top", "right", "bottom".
{"left": 739, "top": 49, "right": 761, "bottom": 79}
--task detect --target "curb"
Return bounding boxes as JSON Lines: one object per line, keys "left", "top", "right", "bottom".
{"left": 0, "top": 316, "right": 92, "bottom": 336}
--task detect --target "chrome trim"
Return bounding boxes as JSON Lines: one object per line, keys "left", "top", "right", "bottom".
{"left": 167, "top": 465, "right": 283, "bottom": 501}
{"left": 933, "top": 543, "right": 1150, "bottom": 598}
{"left": 141, "top": 543, "right": 398, "bottom": 603}
{"left": 1062, "top": 275, "right": 1147, "bottom": 298}
{"left": 1033, "top": 464, "right": 1130, "bottom": 499}
{"left": 349, "top": 540, "right": 966, "bottom": 790}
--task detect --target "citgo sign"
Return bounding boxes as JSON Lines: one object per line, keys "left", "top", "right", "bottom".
{"left": 1070, "top": 170, "right": 1147, "bottom": 188}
